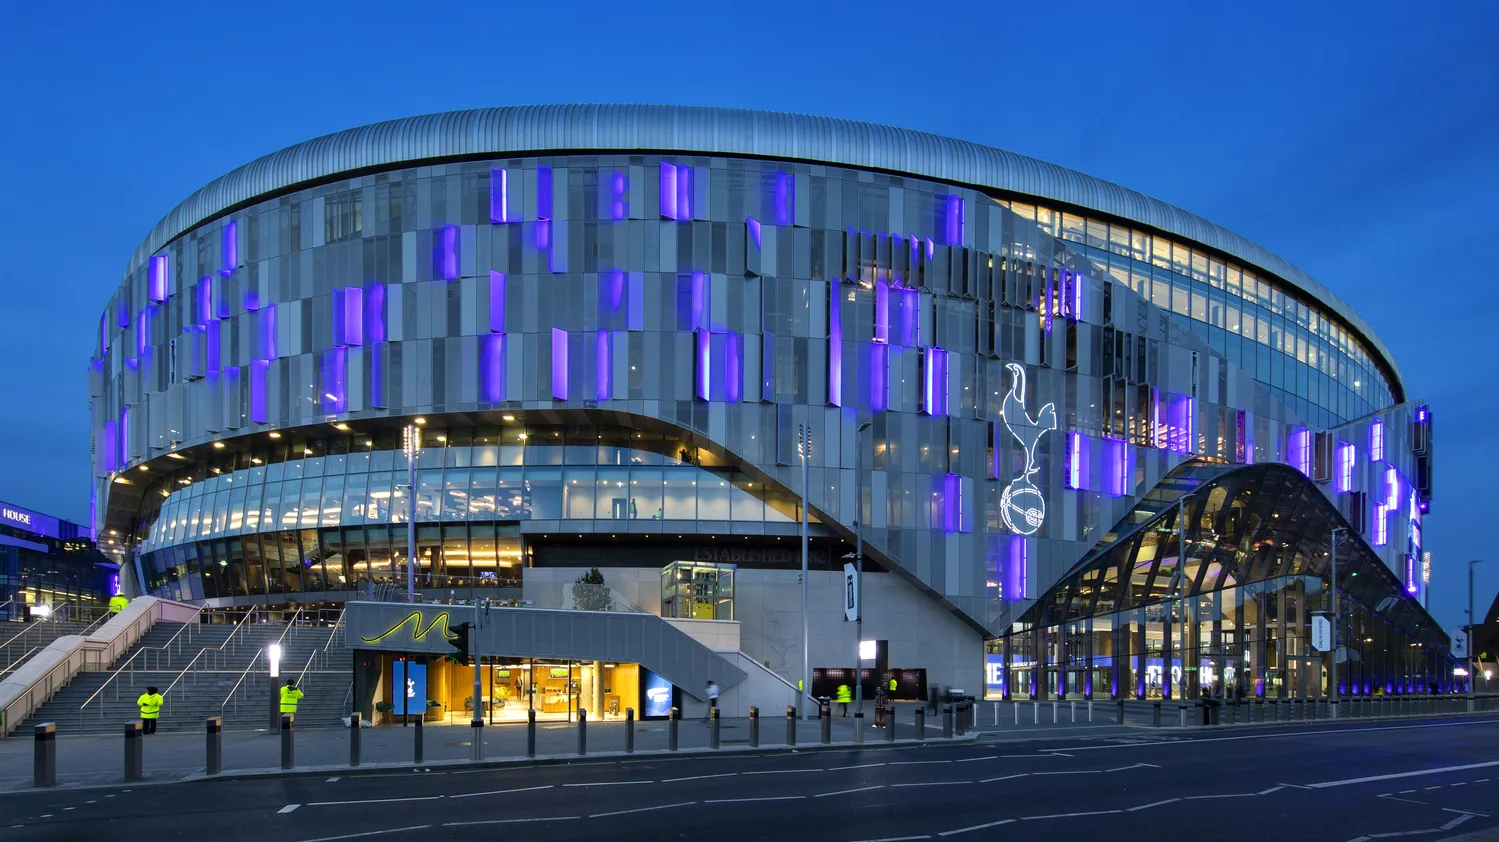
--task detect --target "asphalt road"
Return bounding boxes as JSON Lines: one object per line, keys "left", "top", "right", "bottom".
{"left": 4, "top": 717, "right": 1499, "bottom": 842}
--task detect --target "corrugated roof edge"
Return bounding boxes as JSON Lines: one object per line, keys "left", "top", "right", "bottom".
{"left": 122, "top": 103, "right": 1401, "bottom": 396}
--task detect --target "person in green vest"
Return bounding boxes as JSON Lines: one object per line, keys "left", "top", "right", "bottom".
{"left": 889, "top": 676, "right": 899, "bottom": 698}
{"left": 109, "top": 593, "right": 129, "bottom": 614}
{"left": 835, "top": 683, "right": 852, "bottom": 717}
{"left": 280, "top": 679, "right": 305, "bottom": 718}
{"left": 136, "top": 686, "right": 163, "bottom": 734}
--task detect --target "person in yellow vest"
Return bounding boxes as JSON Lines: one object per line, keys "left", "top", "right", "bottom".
{"left": 280, "top": 679, "right": 304, "bottom": 719}
{"left": 137, "top": 686, "right": 163, "bottom": 734}
{"left": 889, "top": 676, "right": 899, "bottom": 698}
{"left": 835, "top": 683, "right": 852, "bottom": 717}
{"left": 109, "top": 594, "right": 129, "bottom": 614}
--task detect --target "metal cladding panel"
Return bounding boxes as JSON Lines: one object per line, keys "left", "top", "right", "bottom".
{"left": 344, "top": 602, "right": 744, "bottom": 700}
{"left": 122, "top": 104, "right": 1398, "bottom": 392}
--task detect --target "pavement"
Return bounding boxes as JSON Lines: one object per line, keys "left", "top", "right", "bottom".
{"left": 3, "top": 713, "right": 1499, "bottom": 840}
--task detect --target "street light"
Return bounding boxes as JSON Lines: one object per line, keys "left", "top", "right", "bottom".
{"left": 267, "top": 643, "right": 283, "bottom": 732}
{"left": 1469, "top": 559, "right": 1486, "bottom": 705}
{"left": 798, "top": 423, "right": 811, "bottom": 718}
{"left": 853, "top": 420, "right": 872, "bottom": 719}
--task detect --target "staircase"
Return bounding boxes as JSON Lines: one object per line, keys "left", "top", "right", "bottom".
{"left": 17, "top": 615, "right": 351, "bottom": 736}
{"left": 0, "top": 610, "right": 110, "bottom": 680}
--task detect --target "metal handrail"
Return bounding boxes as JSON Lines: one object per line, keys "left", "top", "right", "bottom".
{"left": 295, "top": 609, "right": 345, "bottom": 688}
{"left": 0, "top": 601, "right": 75, "bottom": 652}
{"left": 220, "top": 649, "right": 265, "bottom": 717}
{"left": 76, "top": 606, "right": 244, "bottom": 725}
{"left": 0, "top": 647, "right": 39, "bottom": 680}
{"left": 155, "top": 609, "right": 265, "bottom": 711}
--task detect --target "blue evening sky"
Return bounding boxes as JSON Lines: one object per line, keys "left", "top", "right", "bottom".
{"left": 1, "top": 1, "right": 1493, "bottom": 633}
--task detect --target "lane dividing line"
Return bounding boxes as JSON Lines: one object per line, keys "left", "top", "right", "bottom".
{"left": 1021, "top": 810, "right": 1122, "bottom": 821}
{"left": 937, "top": 819, "right": 1016, "bottom": 836}
{"left": 661, "top": 773, "right": 739, "bottom": 783}
{"left": 590, "top": 802, "right": 697, "bottom": 818}
{"left": 1184, "top": 793, "right": 1257, "bottom": 799}
{"left": 1126, "top": 798, "right": 1181, "bottom": 812}
{"left": 704, "top": 796, "right": 806, "bottom": 803}
{"left": 954, "top": 756, "right": 999, "bottom": 763}
{"left": 443, "top": 816, "right": 579, "bottom": 827}
{"left": 1311, "top": 762, "right": 1499, "bottom": 789}
{"left": 1106, "top": 763, "right": 1161, "bottom": 771}
{"left": 743, "top": 769, "right": 825, "bottom": 775}
{"left": 449, "top": 785, "right": 554, "bottom": 799}
{"left": 1043, "top": 718, "right": 1499, "bottom": 754}
{"left": 1442, "top": 815, "right": 1475, "bottom": 832}
{"left": 1444, "top": 808, "right": 1492, "bottom": 818}
{"left": 859, "top": 836, "right": 933, "bottom": 842}
{"left": 278, "top": 805, "right": 301, "bottom": 814}
{"left": 979, "top": 774, "right": 1029, "bottom": 783}
{"left": 890, "top": 781, "right": 972, "bottom": 788}
{"left": 1033, "top": 770, "right": 1101, "bottom": 776}
{"left": 296, "top": 825, "right": 432, "bottom": 842}
{"left": 1258, "top": 786, "right": 1285, "bottom": 795}
{"left": 562, "top": 780, "right": 653, "bottom": 787}
{"left": 887, "top": 760, "right": 952, "bottom": 766}
{"left": 308, "top": 795, "right": 444, "bottom": 807}
{"left": 827, "top": 763, "right": 887, "bottom": 771}
{"left": 815, "top": 786, "right": 886, "bottom": 798}
{"left": 1378, "top": 795, "right": 1427, "bottom": 805}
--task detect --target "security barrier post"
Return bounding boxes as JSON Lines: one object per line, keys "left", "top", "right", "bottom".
{"left": 33, "top": 724, "right": 56, "bottom": 788}
{"left": 206, "top": 717, "right": 222, "bottom": 776}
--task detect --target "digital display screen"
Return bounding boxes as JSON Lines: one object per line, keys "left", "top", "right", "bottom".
{"left": 549, "top": 667, "right": 570, "bottom": 678}
{"left": 494, "top": 670, "right": 511, "bottom": 678}
{"left": 391, "top": 660, "right": 428, "bottom": 716}
{"left": 985, "top": 654, "right": 1004, "bottom": 695}
{"left": 642, "top": 669, "right": 673, "bottom": 718}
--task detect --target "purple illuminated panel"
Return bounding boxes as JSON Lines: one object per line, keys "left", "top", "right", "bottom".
{"left": 0, "top": 501, "right": 61, "bottom": 539}
{"left": 435, "top": 225, "right": 459, "bottom": 280}
{"left": 870, "top": 343, "right": 887, "bottom": 412}
{"left": 136, "top": 308, "right": 151, "bottom": 357}
{"left": 365, "top": 283, "right": 386, "bottom": 343}
{"left": 1335, "top": 442, "right": 1355, "bottom": 493}
{"left": 1290, "top": 428, "right": 1313, "bottom": 476}
{"left": 943, "top": 474, "right": 962, "bottom": 533}
{"left": 487, "top": 271, "right": 507, "bottom": 332}
{"left": 551, "top": 328, "right": 569, "bottom": 400}
{"left": 922, "top": 347, "right": 948, "bottom": 416}
{"left": 1006, "top": 536, "right": 1028, "bottom": 600}
{"left": 747, "top": 216, "right": 761, "bottom": 249}
{"left": 196, "top": 277, "right": 213, "bottom": 326}
{"left": 250, "top": 359, "right": 269, "bottom": 423}
{"left": 659, "top": 163, "right": 678, "bottom": 219}
{"left": 726, "top": 332, "right": 742, "bottom": 402}
{"left": 599, "top": 270, "right": 624, "bottom": 316}
{"left": 610, "top": 171, "right": 628, "bottom": 220}
{"left": 1372, "top": 502, "right": 1389, "bottom": 546}
{"left": 1369, "top": 419, "right": 1385, "bottom": 462}
{"left": 694, "top": 329, "right": 710, "bottom": 401}
{"left": 874, "top": 283, "right": 889, "bottom": 344}
{"left": 333, "top": 287, "right": 364, "bottom": 347}
{"left": 1405, "top": 553, "right": 1419, "bottom": 594}
{"left": 774, "top": 171, "right": 793, "bottom": 226}
{"left": 221, "top": 219, "right": 238, "bottom": 275}
{"left": 481, "top": 334, "right": 505, "bottom": 403}
{"left": 1168, "top": 395, "right": 1194, "bottom": 453}
{"left": 489, "top": 168, "right": 510, "bottom": 223}
{"left": 101, "top": 420, "right": 118, "bottom": 473}
{"left": 828, "top": 281, "right": 842, "bottom": 407}
{"left": 148, "top": 255, "right": 169, "bottom": 303}
{"left": 596, "top": 330, "right": 611, "bottom": 401}
{"left": 320, "top": 347, "right": 347, "bottom": 414}
{"left": 1104, "top": 437, "right": 1129, "bottom": 496}
{"left": 1064, "top": 431, "right": 1084, "bottom": 490}
{"left": 1385, "top": 466, "right": 1400, "bottom": 509}
{"left": 944, "top": 195, "right": 963, "bottom": 245}
{"left": 691, "top": 272, "right": 708, "bottom": 331}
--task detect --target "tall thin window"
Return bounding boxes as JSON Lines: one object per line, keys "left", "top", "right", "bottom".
{"left": 1369, "top": 419, "right": 1385, "bottom": 462}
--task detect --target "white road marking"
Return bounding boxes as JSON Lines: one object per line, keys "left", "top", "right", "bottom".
{"left": 1002, "top": 753, "right": 1069, "bottom": 758}
{"left": 661, "top": 773, "right": 737, "bottom": 783}
{"left": 1033, "top": 770, "right": 1101, "bottom": 776}
{"left": 887, "top": 760, "right": 951, "bottom": 766}
{"left": 1451, "top": 782, "right": 1467, "bottom": 786}
{"left": 1378, "top": 794, "right": 1427, "bottom": 805}
{"left": 561, "top": 780, "right": 653, "bottom": 787}
{"left": 296, "top": 825, "right": 432, "bottom": 842}
{"left": 1442, "top": 814, "right": 1475, "bottom": 831}
{"left": 1048, "top": 718, "right": 1499, "bottom": 754}
{"left": 979, "top": 774, "right": 1029, "bottom": 783}
{"left": 1184, "top": 793, "right": 1257, "bottom": 799}
{"left": 937, "top": 819, "right": 1016, "bottom": 836}
{"left": 1424, "top": 786, "right": 1442, "bottom": 790}
{"left": 308, "top": 795, "right": 445, "bottom": 806}
{"left": 326, "top": 777, "right": 340, "bottom": 782}
{"left": 1257, "top": 786, "right": 1285, "bottom": 795}
{"left": 1106, "top": 762, "right": 1161, "bottom": 771}
{"left": 590, "top": 801, "right": 696, "bottom": 818}
{"left": 278, "top": 804, "right": 301, "bottom": 814}
{"left": 449, "top": 785, "right": 554, "bottom": 799}
{"left": 827, "top": 762, "right": 887, "bottom": 771}
{"left": 743, "top": 768, "right": 824, "bottom": 775}
{"left": 954, "top": 755, "right": 999, "bottom": 763}
{"left": 443, "top": 816, "right": 579, "bottom": 827}
{"left": 859, "top": 836, "right": 932, "bottom": 842}
{"left": 1443, "top": 808, "right": 1491, "bottom": 817}
{"left": 1127, "top": 798, "right": 1180, "bottom": 812}
{"left": 890, "top": 781, "right": 971, "bottom": 787}
{"left": 703, "top": 795, "right": 806, "bottom": 803}
{"left": 815, "top": 785, "right": 885, "bottom": 797}
{"left": 1021, "top": 810, "right": 1121, "bottom": 820}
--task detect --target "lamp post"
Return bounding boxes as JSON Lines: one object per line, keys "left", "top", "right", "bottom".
{"left": 854, "top": 420, "right": 872, "bottom": 718}
{"left": 1330, "top": 526, "right": 1348, "bottom": 717}
{"left": 799, "top": 423, "right": 811, "bottom": 719}
{"left": 403, "top": 424, "right": 421, "bottom": 602}
{"left": 1469, "top": 560, "right": 1486, "bottom": 703}
{"left": 267, "top": 643, "right": 283, "bottom": 732}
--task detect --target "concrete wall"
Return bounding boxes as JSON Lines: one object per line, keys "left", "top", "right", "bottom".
{"left": 525, "top": 566, "right": 984, "bottom": 694}
{"left": 665, "top": 619, "right": 740, "bottom": 652}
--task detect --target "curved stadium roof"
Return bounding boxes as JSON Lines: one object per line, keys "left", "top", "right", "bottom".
{"left": 124, "top": 104, "right": 1401, "bottom": 397}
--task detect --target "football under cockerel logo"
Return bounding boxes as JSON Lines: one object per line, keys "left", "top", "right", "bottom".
{"left": 1000, "top": 363, "right": 1056, "bottom": 535}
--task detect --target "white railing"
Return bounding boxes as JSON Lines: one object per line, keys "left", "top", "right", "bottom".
{"left": 220, "top": 649, "right": 265, "bottom": 718}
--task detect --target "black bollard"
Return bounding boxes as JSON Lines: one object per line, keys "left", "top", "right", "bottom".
{"left": 124, "top": 721, "right": 143, "bottom": 783}
{"left": 855, "top": 710, "right": 865, "bottom": 744}
{"left": 625, "top": 707, "right": 635, "bottom": 754}
{"left": 943, "top": 705, "right": 954, "bottom": 738}
{"left": 786, "top": 705, "right": 796, "bottom": 746}
{"left": 349, "top": 712, "right": 362, "bottom": 767}
{"left": 820, "top": 701, "right": 831, "bottom": 745}
{"left": 711, "top": 708, "right": 721, "bottom": 749}
{"left": 885, "top": 708, "right": 895, "bottom": 742}
{"left": 413, "top": 715, "right": 423, "bottom": 765}
{"left": 668, "top": 707, "right": 680, "bottom": 751}
{"left": 578, "top": 708, "right": 587, "bottom": 756}
{"left": 206, "top": 717, "right": 222, "bottom": 776}
{"left": 914, "top": 708, "right": 925, "bottom": 741}
{"left": 34, "top": 723, "right": 56, "bottom": 788}
{"left": 527, "top": 708, "right": 536, "bottom": 757}
{"left": 1117, "top": 700, "right": 1125, "bottom": 725}
{"left": 748, "top": 706, "right": 759, "bottom": 748}
{"left": 281, "top": 714, "right": 295, "bottom": 770}
{"left": 1152, "top": 701, "right": 1161, "bottom": 728}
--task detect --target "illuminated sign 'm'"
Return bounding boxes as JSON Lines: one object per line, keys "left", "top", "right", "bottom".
{"left": 1000, "top": 363, "right": 1056, "bottom": 536}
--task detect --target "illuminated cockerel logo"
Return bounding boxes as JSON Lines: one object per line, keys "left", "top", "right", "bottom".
{"left": 1000, "top": 363, "right": 1056, "bottom": 535}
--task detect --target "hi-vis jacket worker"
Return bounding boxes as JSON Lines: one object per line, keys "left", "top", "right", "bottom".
{"left": 109, "top": 594, "right": 128, "bottom": 614}
{"left": 280, "top": 680, "right": 304, "bottom": 715}
{"left": 137, "top": 687, "right": 163, "bottom": 734}
{"left": 889, "top": 677, "right": 899, "bottom": 695}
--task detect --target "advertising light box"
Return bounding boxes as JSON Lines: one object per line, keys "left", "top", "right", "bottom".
{"left": 391, "top": 660, "right": 428, "bottom": 717}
